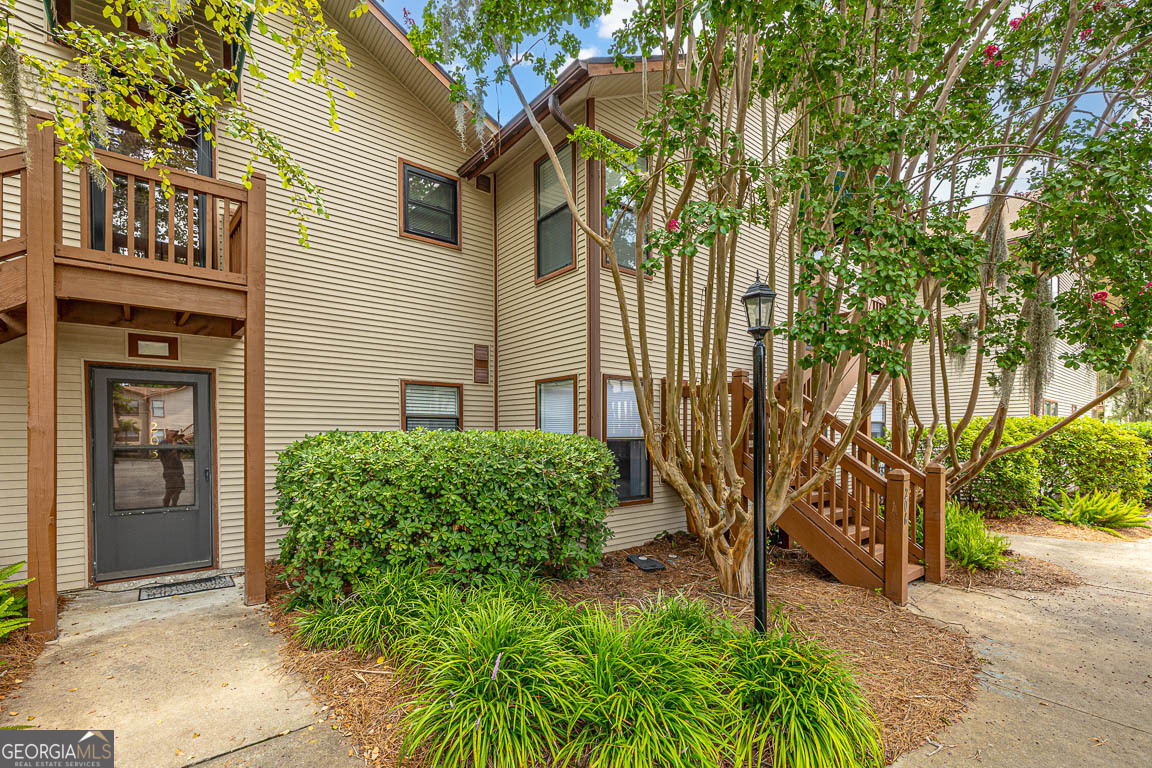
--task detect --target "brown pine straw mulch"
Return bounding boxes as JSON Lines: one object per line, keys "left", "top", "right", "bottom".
{"left": 985, "top": 511, "right": 1152, "bottom": 543}
{"left": 0, "top": 629, "right": 45, "bottom": 711}
{"left": 941, "top": 552, "right": 1082, "bottom": 592}
{"left": 266, "top": 533, "right": 987, "bottom": 766}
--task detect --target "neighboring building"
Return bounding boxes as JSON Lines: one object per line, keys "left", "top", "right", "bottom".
{"left": 0, "top": 0, "right": 937, "bottom": 635}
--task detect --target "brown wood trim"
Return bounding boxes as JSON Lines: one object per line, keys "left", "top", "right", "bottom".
{"left": 90, "top": 150, "right": 241, "bottom": 199}
{"left": 492, "top": 172, "right": 499, "bottom": 430}
{"left": 26, "top": 111, "right": 58, "bottom": 637}
{"left": 533, "top": 141, "right": 578, "bottom": 284}
{"left": 602, "top": 373, "right": 653, "bottom": 505}
{"left": 0, "top": 256, "right": 25, "bottom": 314}
{"left": 585, "top": 100, "right": 601, "bottom": 439}
{"left": 535, "top": 375, "right": 579, "bottom": 433}
{"left": 398, "top": 157, "right": 462, "bottom": 250}
{"left": 243, "top": 173, "right": 266, "bottom": 606}
{"left": 127, "top": 332, "right": 179, "bottom": 360}
{"left": 82, "top": 360, "right": 222, "bottom": 587}
{"left": 400, "top": 379, "right": 465, "bottom": 431}
{"left": 55, "top": 245, "right": 248, "bottom": 287}
{"left": 54, "top": 262, "right": 247, "bottom": 320}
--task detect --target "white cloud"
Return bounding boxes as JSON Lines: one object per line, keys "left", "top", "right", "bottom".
{"left": 598, "top": 0, "right": 639, "bottom": 39}
{"left": 562, "top": 46, "right": 601, "bottom": 69}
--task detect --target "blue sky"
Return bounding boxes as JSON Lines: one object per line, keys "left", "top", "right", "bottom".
{"left": 379, "top": 1, "right": 635, "bottom": 125}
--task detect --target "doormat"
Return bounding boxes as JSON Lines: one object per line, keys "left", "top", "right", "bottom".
{"left": 139, "top": 575, "right": 234, "bottom": 601}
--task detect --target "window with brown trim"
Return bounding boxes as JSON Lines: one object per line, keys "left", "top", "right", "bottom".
{"left": 1041, "top": 399, "right": 1059, "bottom": 417}
{"left": 535, "top": 143, "right": 575, "bottom": 279}
{"left": 401, "top": 381, "right": 463, "bottom": 431}
{"left": 536, "top": 376, "right": 577, "bottom": 434}
{"left": 604, "top": 376, "right": 651, "bottom": 503}
{"left": 602, "top": 137, "right": 649, "bottom": 272}
{"left": 401, "top": 161, "right": 460, "bottom": 247}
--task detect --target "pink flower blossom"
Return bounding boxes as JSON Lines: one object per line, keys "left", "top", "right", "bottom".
{"left": 1092, "top": 290, "right": 1109, "bottom": 303}
{"left": 994, "top": 59, "right": 1005, "bottom": 67}
{"left": 666, "top": 219, "right": 680, "bottom": 233}
{"left": 1080, "top": 28, "right": 1094, "bottom": 41}
{"left": 984, "top": 44, "right": 1000, "bottom": 60}
{"left": 1114, "top": 321, "right": 1125, "bottom": 328}
{"left": 1009, "top": 17, "right": 1023, "bottom": 31}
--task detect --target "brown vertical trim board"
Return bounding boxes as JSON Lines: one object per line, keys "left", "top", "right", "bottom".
{"left": 534, "top": 375, "right": 579, "bottom": 433}
{"left": 26, "top": 112, "right": 58, "bottom": 638}
{"left": 492, "top": 174, "right": 499, "bottom": 430}
{"left": 585, "top": 99, "right": 602, "bottom": 438}
{"left": 243, "top": 172, "right": 267, "bottom": 606}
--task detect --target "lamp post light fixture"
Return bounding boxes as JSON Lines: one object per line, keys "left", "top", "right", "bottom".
{"left": 741, "top": 271, "right": 776, "bottom": 633}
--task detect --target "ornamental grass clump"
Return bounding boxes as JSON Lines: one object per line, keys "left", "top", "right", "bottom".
{"left": 1040, "top": 490, "right": 1151, "bottom": 536}
{"left": 725, "top": 622, "right": 884, "bottom": 768}
{"left": 558, "top": 606, "right": 731, "bottom": 768}
{"left": 945, "top": 504, "right": 1011, "bottom": 571}
{"left": 401, "top": 594, "right": 576, "bottom": 768}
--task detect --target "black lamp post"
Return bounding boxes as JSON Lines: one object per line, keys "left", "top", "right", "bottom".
{"left": 741, "top": 271, "right": 776, "bottom": 633}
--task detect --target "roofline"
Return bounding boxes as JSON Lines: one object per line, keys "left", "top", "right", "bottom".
{"left": 457, "top": 56, "right": 671, "bottom": 179}
{"left": 362, "top": 0, "right": 500, "bottom": 133}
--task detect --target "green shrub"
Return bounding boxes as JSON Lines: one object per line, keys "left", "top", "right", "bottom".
{"left": 944, "top": 504, "right": 1011, "bottom": 571}
{"left": 1, "top": 562, "right": 32, "bottom": 640}
{"left": 726, "top": 623, "right": 884, "bottom": 768}
{"left": 276, "top": 430, "right": 617, "bottom": 604}
{"left": 938, "top": 417, "right": 1151, "bottom": 511}
{"left": 1039, "top": 490, "right": 1152, "bottom": 536}
{"left": 1118, "top": 421, "right": 1152, "bottom": 500}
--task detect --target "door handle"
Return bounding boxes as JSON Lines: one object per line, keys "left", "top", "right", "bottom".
{"left": 204, "top": 466, "right": 212, "bottom": 483}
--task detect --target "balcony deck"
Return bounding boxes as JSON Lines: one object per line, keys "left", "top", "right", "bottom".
{"left": 0, "top": 129, "right": 262, "bottom": 343}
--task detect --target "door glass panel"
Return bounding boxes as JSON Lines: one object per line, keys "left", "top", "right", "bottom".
{"left": 111, "top": 382, "right": 196, "bottom": 446}
{"left": 113, "top": 448, "right": 196, "bottom": 512}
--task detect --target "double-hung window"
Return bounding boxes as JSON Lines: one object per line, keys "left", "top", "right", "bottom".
{"left": 535, "top": 144, "right": 575, "bottom": 279}
{"left": 402, "top": 382, "right": 462, "bottom": 431}
{"left": 537, "top": 378, "right": 576, "bottom": 434}
{"left": 605, "top": 377, "right": 650, "bottom": 502}
{"left": 603, "top": 142, "right": 648, "bottom": 272}
{"left": 1041, "top": 399, "right": 1059, "bottom": 417}
{"left": 402, "top": 162, "right": 460, "bottom": 246}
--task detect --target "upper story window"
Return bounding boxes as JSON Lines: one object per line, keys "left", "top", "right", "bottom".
{"left": 402, "top": 382, "right": 462, "bottom": 431}
{"left": 1041, "top": 399, "right": 1059, "bottom": 417}
{"left": 535, "top": 143, "right": 575, "bottom": 280}
{"left": 401, "top": 161, "right": 460, "bottom": 247}
{"left": 870, "top": 402, "right": 886, "bottom": 440}
{"left": 537, "top": 377, "right": 576, "bottom": 434}
{"left": 603, "top": 140, "right": 648, "bottom": 272}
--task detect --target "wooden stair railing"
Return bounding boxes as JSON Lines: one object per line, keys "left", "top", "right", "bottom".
{"left": 728, "top": 368, "right": 945, "bottom": 605}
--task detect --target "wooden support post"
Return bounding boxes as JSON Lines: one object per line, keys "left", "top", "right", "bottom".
{"left": 924, "top": 463, "right": 947, "bottom": 583}
{"left": 730, "top": 369, "right": 750, "bottom": 458}
{"left": 243, "top": 173, "right": 267, "bottom": 606}
{"left": 26, "top": 111, "right": 58, "bottom": 638}
{"left": 884, "top": 468, "right": 910, "bottom": 605}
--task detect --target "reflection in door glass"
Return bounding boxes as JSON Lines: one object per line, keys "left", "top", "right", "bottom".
{"left": 113, "top": 448, "right": 196, "bottom": 511}
{"left": 111, "top": 381, "right": 196, "bottom": 446}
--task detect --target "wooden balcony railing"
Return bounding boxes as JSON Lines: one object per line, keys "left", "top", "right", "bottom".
{"left": 0, "top": 147, "right": 27, "bottom": 263}
{"left": 72, "top": 149, "right": 252, "bottom": 286}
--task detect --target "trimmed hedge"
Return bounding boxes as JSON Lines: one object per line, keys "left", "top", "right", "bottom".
{"left": 276, "top": 430, "right": 617, "bottom": 604}
{"left": 941, "top": 417, "right": 1151, "bottom": 511}
{"left": 1118, "top": 422, "right": 1152, "bottom": 500}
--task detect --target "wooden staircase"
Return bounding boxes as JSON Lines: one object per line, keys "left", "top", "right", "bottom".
{"left": 728, "top": 370, "right": 947, "bottom": 605}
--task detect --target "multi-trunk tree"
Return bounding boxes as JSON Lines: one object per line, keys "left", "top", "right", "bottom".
{"left": 416, "top": 0, "right": 1151, "bottom": 595}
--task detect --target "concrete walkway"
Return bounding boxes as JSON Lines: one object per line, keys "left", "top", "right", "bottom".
{"left": 4, "top": 577, "right": 360, "bottom": 768}
{"left": 896, "top": 533, "right": 1152, "bottom": 768}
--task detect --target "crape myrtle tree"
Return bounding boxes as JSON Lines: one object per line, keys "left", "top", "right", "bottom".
{"left": 411, "top": 0, "right": 1152, "bottom": 595}
{"left": 0, "top": 0, "right": 383, "bottom": 243}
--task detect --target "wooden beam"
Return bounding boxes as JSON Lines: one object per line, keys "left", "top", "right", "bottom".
{"left": 176, "top": 310, "right": 190, "bottom": 326}
{"left": 923, "top": 464, "right": 947, "bottom": 583}
{"left": 56, "top": 300, "right": 238, "bottom": 338}
{"left": 0, "top": 310, "right": 25, "bottom": 335}
{"left": 55, "top": 262, "right": 246, "bottom": 319}
{"left": 883, "top": 469, "right": 911, "bottom": 606}
{"left": 26, "top": 111, "right": 57, "bottom": 639}
{"left": 122, "top": 304, "right": 131, "bottom": 321}
{"left": 0, "top": 256, "right": 26, "bottom": 313}
{"left": 243, "top": 173, "right": 266, "bottom": 606}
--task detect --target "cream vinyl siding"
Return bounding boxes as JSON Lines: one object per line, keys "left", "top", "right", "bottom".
{"left": 0, "top": 327, "right": 243, "bottom": 589}
{"left": 214, "top": 13, "right": 495, "bottom": 554}
{"left": 493, "top": 121, "right": 588, "bottom": 434}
